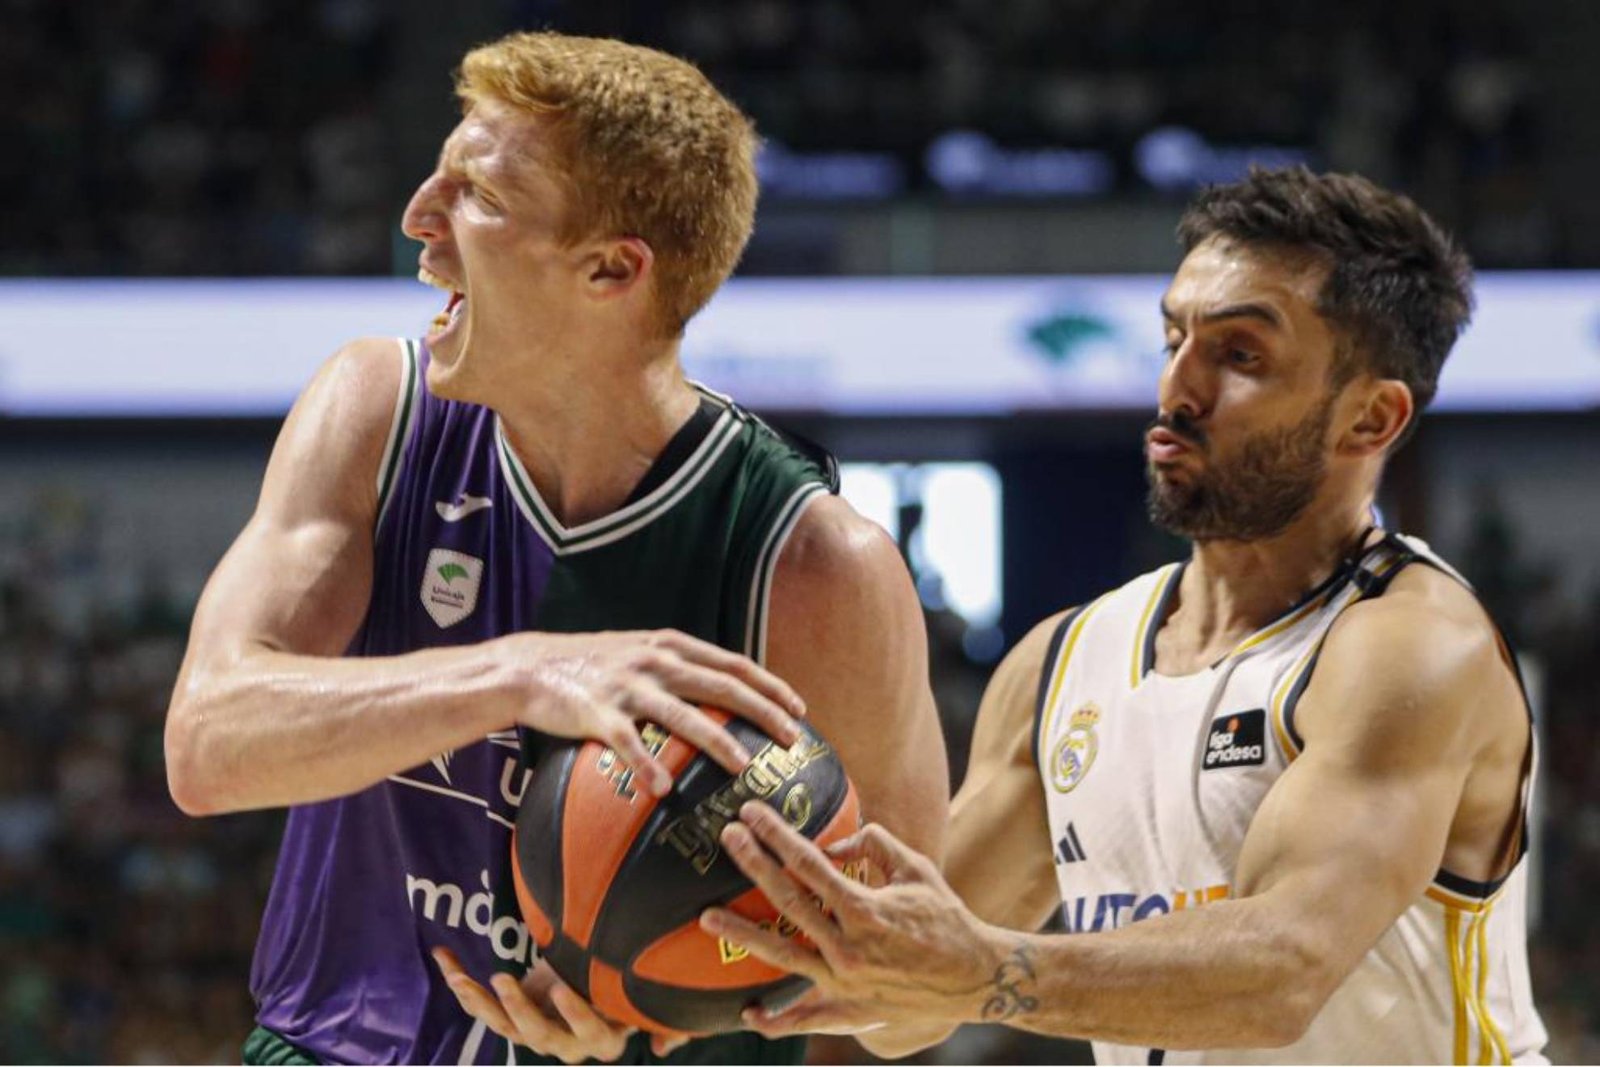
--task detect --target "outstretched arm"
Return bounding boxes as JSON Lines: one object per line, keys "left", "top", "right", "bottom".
{"left": 690, "top": 611, "right": 1068, "bottom": 1055}
{"left": 705, "top": 584, "right": 1524, "bottom": 1050}
{"left": 834, "top": 610, "right": 1069, "bottom": 1057}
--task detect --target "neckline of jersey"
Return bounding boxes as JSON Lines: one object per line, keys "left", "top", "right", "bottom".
{"left": 493, "top": 389, "right": 741, "bottom": 555}
{"left": 1139, "top": 533, "right": 1389, "bottom": 682}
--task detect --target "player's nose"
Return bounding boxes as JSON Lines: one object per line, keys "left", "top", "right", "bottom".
{"left": 1158, "top": 338, "right": 1212, "bottom": 423}
{"left": 401, "top": 173, "right": 449, "bottom": 243}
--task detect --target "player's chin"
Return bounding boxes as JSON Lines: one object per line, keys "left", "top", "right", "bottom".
{"left": 422, "top": 342, "right": 472, "bottom": 403}
{"left": 1147, "top": 461, "right": 1196, "bottom": 493}
{"left": 425, "top": 315, "right": 464, "bottom": 358}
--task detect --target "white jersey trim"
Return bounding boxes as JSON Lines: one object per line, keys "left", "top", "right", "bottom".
{"left": 743, "top": 483, "right": 828, "bottom": 664}
{"left": 494, "top": 407, "right": 742, "bottom": 557}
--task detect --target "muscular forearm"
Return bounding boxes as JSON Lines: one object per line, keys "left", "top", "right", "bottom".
{"left": 166, "top": 642, "right": 509, "bottom": 815}
{"left": 982, "top": 897, "right": 1329, "bottom": 1050}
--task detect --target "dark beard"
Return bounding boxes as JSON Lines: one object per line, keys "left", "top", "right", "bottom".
{"left": 1145, "top": 397, "right": 1334, "bottom": 543}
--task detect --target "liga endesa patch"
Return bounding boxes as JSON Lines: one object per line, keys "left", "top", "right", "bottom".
{"left": 1203, "top": 709, "right": 1266, "bottom": 770}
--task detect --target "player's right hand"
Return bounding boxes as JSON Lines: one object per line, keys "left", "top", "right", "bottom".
{"left": 434, "top": 949, "right": 638, "bottom": 1064}
{"left": 492, "top": 629, "right": 806, "bottom": 797}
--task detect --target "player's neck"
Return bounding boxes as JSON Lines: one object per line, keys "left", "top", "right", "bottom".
{"left": 495, "top": 337, "right": 700, "bottom": 528}
{"left": 1166, "top": 499, "right": 1376, "bottom": 667}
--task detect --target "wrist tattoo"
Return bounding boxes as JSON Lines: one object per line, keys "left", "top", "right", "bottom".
{"left": 980, "top": 944, "right": 1039, "bottom": 1021}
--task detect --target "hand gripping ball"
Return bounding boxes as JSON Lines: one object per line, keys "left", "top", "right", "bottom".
{"left": 510, "top": 712, "right": 860, "bottom": 1036}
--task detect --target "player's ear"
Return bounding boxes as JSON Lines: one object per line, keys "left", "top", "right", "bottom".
{"left": 1341, "top": 378, "right": 1412, "bottom": 457}
{"left": 585, "top": 236, "right": 653, "bottom": 300}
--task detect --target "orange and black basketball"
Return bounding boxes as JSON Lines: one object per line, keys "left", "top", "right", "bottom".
{"left": 510, "top": 711, "right": 860, "bottom": 1037}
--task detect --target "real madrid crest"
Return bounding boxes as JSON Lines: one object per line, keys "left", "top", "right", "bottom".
{"left": 1051, "top": 702, "right": 1100, "bottom": 793}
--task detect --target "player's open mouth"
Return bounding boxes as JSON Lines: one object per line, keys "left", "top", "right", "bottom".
{"left": 419, "top": 267, "right": 465, "bottom": 334}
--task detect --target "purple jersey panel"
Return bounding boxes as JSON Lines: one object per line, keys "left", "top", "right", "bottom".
{"left": 251, "top": 344, "right": 553, "bottom": 1065}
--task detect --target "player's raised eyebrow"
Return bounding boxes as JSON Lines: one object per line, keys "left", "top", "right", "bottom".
{"left": 1160, "top": 299, "right": 1285, "bottom": 330}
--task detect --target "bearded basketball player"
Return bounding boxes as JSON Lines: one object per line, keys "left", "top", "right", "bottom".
{"left": 703, "top": 167, "right": 1547, "bottom": 1065}
{"left": 163, "top": 32, "right": 947, "bottom": 1066}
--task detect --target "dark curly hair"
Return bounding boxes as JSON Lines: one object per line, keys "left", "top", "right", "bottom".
{"left": 1177, "top": 166, "right": 1474, "bottom": 447}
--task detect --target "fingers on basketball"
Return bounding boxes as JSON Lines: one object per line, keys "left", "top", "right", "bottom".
{"left": 548, "top": 981, "right": 631, "bottom": 1057}
{"left": 491, "top": 972, "right": 585, "bottom": 1061}
{"left": 662, "top": 659, "right": 801, "bottom": 747}
{"left": 739, "top": 802, "right": 860, "bottom": 906}
{"left": 663, "top": 629, "right": 807, "bottom": 717}
{"left": 630, "top": 686, "right": 751, "bottom": 773}
{"left": 701, "top": 906, "right": 829, "bottom": 980}
{"left": 594, "top": 707, "right": 674, "bottom": 797}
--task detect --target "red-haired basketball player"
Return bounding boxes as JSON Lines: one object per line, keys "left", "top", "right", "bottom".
{"left": 164, "top": 31, "right": 947, "bottom": 1067}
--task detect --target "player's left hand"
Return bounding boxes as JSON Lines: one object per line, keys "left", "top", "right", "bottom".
{"left": 699, "top": 802, "right": 1021, "bottom": 1039}
{"left": 431, "top": 949, "right": 689, "bottom": 1061}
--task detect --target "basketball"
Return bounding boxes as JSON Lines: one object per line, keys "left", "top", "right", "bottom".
{"left": 510, "top": 711, "right": 861, "bottom": 1036}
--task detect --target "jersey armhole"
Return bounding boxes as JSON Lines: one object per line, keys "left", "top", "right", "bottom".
{"left": 742, "top": 482, "right": 829, "bottom": 665}
{"left": 1387, "top": 544, "right": 1537, "bottom": 900}
{"left": 1292, "top": 537, "right": 1537, "bottom": 900}
{"left": 1274, "top": 537, "right": 1421, "bottom": 760}
{"left": 700, "top": 384, "right": 840, "bottom": 496}
{"left": 373, "top": 338, "right": 421, "bottom": 532}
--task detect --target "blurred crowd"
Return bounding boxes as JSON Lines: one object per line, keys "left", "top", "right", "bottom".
{"left": 597, "top": 0, "right": 1547, "bottom": 259}
{"left": 0, "top": 477, "right": 1597, "bottom": 1063}
{"left": 0, "top": 490, "right": 276, "bottom": 1063}
{"left": 4, "top": 0, "right": 396, "bottom": 276}
{"left": 4, "top": 0, "right": 1557, "bottom": 277}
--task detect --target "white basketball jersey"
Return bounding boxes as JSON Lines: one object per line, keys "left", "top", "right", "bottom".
{"left": 1034, "top": 533, "right": 1546, "bottom": 1065}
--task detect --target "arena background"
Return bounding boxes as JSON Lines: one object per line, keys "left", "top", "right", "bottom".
{"left": 3, "top": 1, "right": 1598, "bottom": 1062}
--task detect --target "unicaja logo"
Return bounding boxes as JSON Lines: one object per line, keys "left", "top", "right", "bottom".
{"left": 421, "top": 548, "right": 483, "bottom": 628}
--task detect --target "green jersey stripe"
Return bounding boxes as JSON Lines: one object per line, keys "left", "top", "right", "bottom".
{"left": 375, "top": 339, "right": 420, "bottom": 530}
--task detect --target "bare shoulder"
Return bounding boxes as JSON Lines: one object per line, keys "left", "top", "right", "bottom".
{"left": 180, "top": 336, "right": 409, "bottom": 667}
{"left": 1325, "top": 563, "right": 1503, "bottom": 686}
{"left": 767, "top": 493, "right": 920, "bottom": 635}
{"left": 764, "top": 493, "right": 925, "bottom": 681}
{"left": 966, "top": 608, "right": 1077, "bottom": 765}
{"left": 259, "top": 336, "right": 411, "bottom": 524}
{"left": 1002, "top": 608, "right": 1079, "bottom": 685}
{"left": 1302, "top": 562, "right": 1515, "bottom": 757}
{"left": 299, "top": 335, "right": 410, "bottom": 436}
{"left": 773, "top": 493, "right": 904, "bottom": 590}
